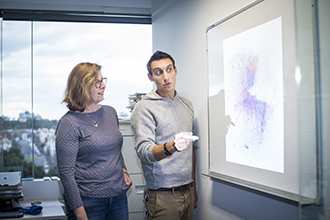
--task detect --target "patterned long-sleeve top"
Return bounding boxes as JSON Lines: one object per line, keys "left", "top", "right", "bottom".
{"left": 56, "top": 105, "right": 129, "bottom": 210}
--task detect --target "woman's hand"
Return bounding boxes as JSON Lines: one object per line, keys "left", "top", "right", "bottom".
{"left": 73, "top": 206, "right": 88, "bottom": 220}
{"left": 123, "top": 169, "right": 132, "bottom": 187}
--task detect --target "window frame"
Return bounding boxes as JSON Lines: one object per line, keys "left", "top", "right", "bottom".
{"left": 0, "top": 10, "right": 151, "bottom": 178}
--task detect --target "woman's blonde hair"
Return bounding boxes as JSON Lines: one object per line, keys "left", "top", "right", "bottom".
{"left": 63, "top": 62, "right": 101, "bottom": 112}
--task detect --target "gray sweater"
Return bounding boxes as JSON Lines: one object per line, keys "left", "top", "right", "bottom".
{"left": 56, "top": 105, "right": 129, "bottom": 210}
{"left": 130, "top": 90, "right": 194, "bottom": 189}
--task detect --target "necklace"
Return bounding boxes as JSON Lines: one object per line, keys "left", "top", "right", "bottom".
{"left": 85, "top": 113, "right": 98, "bottom": 127}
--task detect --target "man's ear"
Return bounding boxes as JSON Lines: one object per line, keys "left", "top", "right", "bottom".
{"left": 174, "top": 66, "right": 178, "bottom": 76}
{"left": 147, "top": 73, "right": 154, "bottom": 82}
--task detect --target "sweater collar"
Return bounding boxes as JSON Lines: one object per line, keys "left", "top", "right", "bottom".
{"left": 145, "top": 90, "right": 177, "bottom": 101}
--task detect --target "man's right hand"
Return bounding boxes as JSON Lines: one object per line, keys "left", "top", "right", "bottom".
{"left": 174, "top": 132, "right": 194, "bottom": 151}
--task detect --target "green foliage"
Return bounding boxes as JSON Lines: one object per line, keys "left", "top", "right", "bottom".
{"left": 3, "top": 146, "right": 45, "bottom": 178}
{"left": 3, "top": 146, "right": 25, "bottom": 170}
{"left": 47, "top": 165, "right": 58, "bottom": 176}
{"left": 23, "top": 161, "right": 45, "bottom": 178}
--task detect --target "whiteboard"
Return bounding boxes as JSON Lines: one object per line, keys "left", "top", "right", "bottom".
{"left": 207, "top": 0, "right": 317, "bottom": 202}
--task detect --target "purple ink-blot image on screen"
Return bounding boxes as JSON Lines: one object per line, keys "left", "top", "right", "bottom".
{"left": 236, "top": 55, "right": 271, "bottom": 147}
{"left": 223, "top": 17, "right": 284, "bottom": 173}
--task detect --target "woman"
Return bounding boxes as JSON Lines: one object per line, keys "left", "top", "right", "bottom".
{"left": 56, "top": 62, "right": 132, "bottom": 220}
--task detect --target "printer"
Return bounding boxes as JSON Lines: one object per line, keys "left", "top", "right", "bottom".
{"left": 0, "top": 172, "right": 24, "bottom": 218}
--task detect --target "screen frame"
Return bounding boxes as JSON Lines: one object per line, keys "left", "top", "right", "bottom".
{"left": 206, "top": 0, "right": 317, "bottom": 203}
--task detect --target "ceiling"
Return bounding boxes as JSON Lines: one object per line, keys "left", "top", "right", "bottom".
{"left": 0, "top": 0, "right": 152, "bottom": 15}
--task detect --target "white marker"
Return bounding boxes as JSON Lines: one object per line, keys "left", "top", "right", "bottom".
{"left": 181, "top": 135, "right": 199, "bottom": 141}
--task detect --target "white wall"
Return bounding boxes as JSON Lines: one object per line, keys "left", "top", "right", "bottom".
{"left": 151, "top": 1, "right": 300, "bottom": 219}
{"left": 319, "top": 0, "right": 330, "bottom": 218}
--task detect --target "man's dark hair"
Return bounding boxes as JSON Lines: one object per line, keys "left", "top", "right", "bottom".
{"left": 147, "top": 51, "right": 176, "bottom": 75}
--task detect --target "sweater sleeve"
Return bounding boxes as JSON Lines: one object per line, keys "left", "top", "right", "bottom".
{"left": 130, "top": 101, "right": 157, "bottom": 164}
{"left": 113, "top": 108, "right": 127, "bottom": 170}
{"left": 55, "top": 116, "right": 83, "bottom": 210}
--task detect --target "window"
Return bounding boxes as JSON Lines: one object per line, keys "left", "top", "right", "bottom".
{"left": 0, "top": 19, "right": 152, "bottom": 178}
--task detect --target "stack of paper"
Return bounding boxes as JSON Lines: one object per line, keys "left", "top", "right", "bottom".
{"left": 127, "top": 93, "right": 146, "bottom": 112}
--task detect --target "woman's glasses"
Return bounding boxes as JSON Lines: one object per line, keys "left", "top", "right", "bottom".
{"left": 95, "top": 77, "right": 107, "bottom": 88}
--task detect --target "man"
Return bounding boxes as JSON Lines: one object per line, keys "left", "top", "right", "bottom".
{"left": 131, "top": 51, "right": 198, "bottom": 220}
